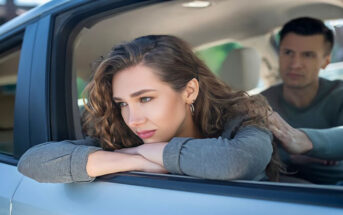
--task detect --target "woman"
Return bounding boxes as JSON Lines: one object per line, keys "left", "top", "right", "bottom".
{"left": 18, "top": 35, "right": 279, "bottom": 183}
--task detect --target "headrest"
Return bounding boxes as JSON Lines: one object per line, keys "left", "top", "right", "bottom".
{"left": 218, "top": 47, "right": 261, "bottom": 91}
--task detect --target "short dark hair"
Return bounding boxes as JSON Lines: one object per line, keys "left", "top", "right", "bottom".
{"left": 280, "top": 17, "right": 334, "bottom": 55}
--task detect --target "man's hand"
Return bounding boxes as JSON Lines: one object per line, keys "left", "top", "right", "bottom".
{"left": 268, "top": 112, "right": 338, "bottom": 166}
{"left": 268, "top": 111, "right": 313, "bottom": 154}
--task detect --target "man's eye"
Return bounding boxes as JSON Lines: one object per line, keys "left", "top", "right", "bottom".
{"left": 304, "top": 52, "right": 315, "bottom": 58}
{"left": 140, "top": 97, "right": 152, "bottom": 103}
{"left": 283, "top": 50, "right": 292, "bottom": 55}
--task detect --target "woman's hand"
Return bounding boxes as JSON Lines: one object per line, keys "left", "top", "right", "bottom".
{"left": 137, "top": 155, "right": 168, "bottom": 173}
{"left": 86, "top": 150, "right": 167, "bottom": 177}
{"left": 116, "top": 142, "right": 168, "bottom": 166}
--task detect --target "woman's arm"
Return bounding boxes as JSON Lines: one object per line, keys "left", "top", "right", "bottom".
{"left": 163, "top": 126, "right": 273, "bottom": 180}
{"left": 116, "top": 142, "right": 167, "bottom": 166}
{"left": 18, "top": 139, "right": 166, "bottom": 183}
{"left": 87, "top": 150, "right": 167, "bottom": 178}
{"left": 125, "top": 125, "right": 273, "bottom": 180}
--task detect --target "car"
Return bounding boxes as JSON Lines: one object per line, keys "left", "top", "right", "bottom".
{"left": 1, "top": 0, "right": 343, "bottom": 214}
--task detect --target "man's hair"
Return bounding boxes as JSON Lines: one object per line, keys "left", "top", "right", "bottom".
{"left": 280, "top": 17, "right": 334, "bottom": 55}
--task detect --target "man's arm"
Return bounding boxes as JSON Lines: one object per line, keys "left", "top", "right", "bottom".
{"left": 269, "top": 112, "right": 343, "bottom": 160}
{"left": 301, "top": 127, "right": 343, "bottom": 160}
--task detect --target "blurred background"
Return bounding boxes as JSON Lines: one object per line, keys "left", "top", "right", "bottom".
{"left": 0, "top": 0, "right": 50, "bottom": 25}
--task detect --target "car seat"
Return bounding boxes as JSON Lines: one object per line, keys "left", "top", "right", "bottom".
{"left": 218, "top": 47, "right": 261, "bottom": 91}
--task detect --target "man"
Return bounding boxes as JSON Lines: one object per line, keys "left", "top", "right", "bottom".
{"left": 262, "top": 17, "right": 343, "bottom": 184}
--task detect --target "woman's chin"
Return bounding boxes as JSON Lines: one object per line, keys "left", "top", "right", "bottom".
{"left": 143, "top": 137, "right": 170, "bottom": 144}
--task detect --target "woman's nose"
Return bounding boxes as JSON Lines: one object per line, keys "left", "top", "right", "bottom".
{"left": 127, "top": 106, "right": 145, "bottom": 127}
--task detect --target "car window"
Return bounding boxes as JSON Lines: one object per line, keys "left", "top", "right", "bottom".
{"left": 0, "top": 46, "right": 20, "bottom": 155}
{"left": 66, "top": 1, "right": 343, "bottom": 187}
{"left": 320, "top": 19, "right": 343, "bottom": 80}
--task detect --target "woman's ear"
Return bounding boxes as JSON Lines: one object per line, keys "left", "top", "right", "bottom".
{"left": 182, "top": 78, "right": 199, "bottom": 104}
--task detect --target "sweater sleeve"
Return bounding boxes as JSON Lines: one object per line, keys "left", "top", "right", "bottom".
{"left": 163, "top": 125, "right": 273, "bottom": 180}
{"left": 302, "top": 103, "right": 343, "bottom": 160}
{"left": 302, "top": 126, "right": 343, "bottom": 160}
{"left": 17, "top": 138, "right": 102, "bottom": 183}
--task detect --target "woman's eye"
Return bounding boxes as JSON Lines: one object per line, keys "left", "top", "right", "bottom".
{"left": 140, "top": 97, "right": 152, "bottom": 103}
{"left": 117, "top": 102, "right": 127, "bottom": 108}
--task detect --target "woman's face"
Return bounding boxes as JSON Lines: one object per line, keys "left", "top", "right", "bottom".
{"left": 112, "top": 64, "right": 195, "bottom": 143}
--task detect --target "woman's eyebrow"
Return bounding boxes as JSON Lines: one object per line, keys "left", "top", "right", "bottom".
{"left": 113, "top": 89, "right": 156, "bottom": 100}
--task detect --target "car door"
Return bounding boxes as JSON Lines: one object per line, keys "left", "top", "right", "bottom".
{"left": 0, "top": 18, "right": 26, "bottom": 215}
{"left": 0, "top": 1, "right": 54, "bottom": 213}
{"left": 6, "top": 0, "right": 343, "bottom": 214}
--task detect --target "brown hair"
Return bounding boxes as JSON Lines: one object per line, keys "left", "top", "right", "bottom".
{"left": 82, "top": 35, "right": 281, "bottom": 181}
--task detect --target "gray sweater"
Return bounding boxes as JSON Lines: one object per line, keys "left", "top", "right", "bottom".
{"left": 262, "top": 78, "right": 343, "bottom": 184}
{"left": 18, "top": 119, "right": 273, "bottom": 183}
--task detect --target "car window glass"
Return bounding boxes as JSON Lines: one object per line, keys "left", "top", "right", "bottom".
{"left": 0, "top": 46, "right": 20, "bottom": 155}
{"left": 320, "top": 19, "right": 343, "bottom": 80}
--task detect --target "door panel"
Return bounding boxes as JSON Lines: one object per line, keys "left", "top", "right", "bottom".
{"left": 0, "top": 163, "right": 23, "bottom": 215}
{"left": 11, "top": 176, "right": 343, "bottom": 215}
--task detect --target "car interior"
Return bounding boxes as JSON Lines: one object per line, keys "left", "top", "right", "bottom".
{"left": 72, "top": 0, "right": 343, "bottom": 103}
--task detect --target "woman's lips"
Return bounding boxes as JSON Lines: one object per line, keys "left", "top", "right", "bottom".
{"left": 136, "top": 130, "right": 156, "bottom": 139}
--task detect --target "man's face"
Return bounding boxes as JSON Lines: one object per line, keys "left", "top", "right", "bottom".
{"left": 279, "top": 33, "right": 331, "bottom": 89}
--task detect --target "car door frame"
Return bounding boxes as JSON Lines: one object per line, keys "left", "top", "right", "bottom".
{"left": 0, "top": 13, "right": 37, "bottom": 215}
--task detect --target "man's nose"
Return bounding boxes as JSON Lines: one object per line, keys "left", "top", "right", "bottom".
{"left": 127, "top": 106, "right": 145, "bottom": 127}
{"left": 289, "top": 55, "right": 302, "bottom": 69}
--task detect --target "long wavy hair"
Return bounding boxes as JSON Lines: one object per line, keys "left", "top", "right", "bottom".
{"left": 82, "top": 35, "right": 281, "bottom": 181}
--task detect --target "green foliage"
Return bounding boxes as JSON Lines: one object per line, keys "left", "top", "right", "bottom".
{"left": 77, "top": 77, "right": 87, "bottom": 99}
{"left": 196, "top": 42, "right": 243, "bottom": 75}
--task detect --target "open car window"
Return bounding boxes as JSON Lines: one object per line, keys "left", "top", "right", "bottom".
{"left": 64, "top": 0, "right": 343, "bottom": 188}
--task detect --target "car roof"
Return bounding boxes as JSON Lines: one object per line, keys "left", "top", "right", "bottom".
{"left": 0, "top": 0, "right": 85, "bottom": 36}
{"left": 1, "top": 0, "right": 343, "bottom": 43}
